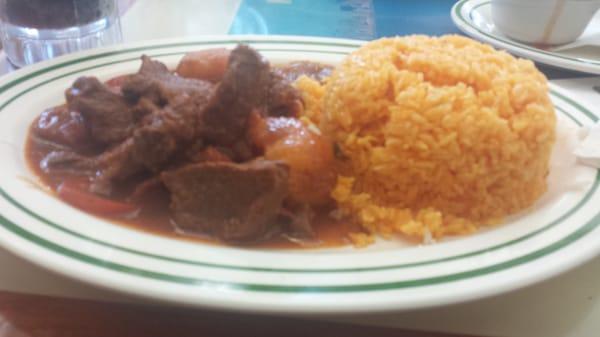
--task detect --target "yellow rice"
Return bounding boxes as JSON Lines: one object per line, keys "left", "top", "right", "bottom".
{"left": 296, "top": 35, "right": 556, "bottom": 244}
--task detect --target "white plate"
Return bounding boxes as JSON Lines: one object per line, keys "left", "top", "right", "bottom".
{"left": 452, "top": 0, "right": 600, "bottom": 74}
{"left": 0, "top": 35, "right": 599, "bottom": 314}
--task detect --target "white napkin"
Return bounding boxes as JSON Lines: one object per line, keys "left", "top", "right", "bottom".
{"left": 574, "top": 122, "right": 600, "bottom": 168}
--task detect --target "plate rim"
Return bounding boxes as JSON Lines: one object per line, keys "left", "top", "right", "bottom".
{"left": 451, "top": 0, "right": 600, "bottom": 74}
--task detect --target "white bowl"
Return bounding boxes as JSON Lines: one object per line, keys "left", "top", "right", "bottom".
{"left": 492, "top": 0, "right": 600, "bottom": 45}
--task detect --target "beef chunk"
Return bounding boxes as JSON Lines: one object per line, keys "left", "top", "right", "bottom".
{"left": 91, "top": 84, "right": 211, "bottom": 193}
{"left": 91, "top": 138, "right": 143, "bottom": 195}
{"left": 40, "top": 150, "right": 96, "bottom": 175}
{"left": 130, "top": 175, "right": 165, "bottom": 201}
{"left": 66, "top": 77, "right": 135, "bottom": 145}
{"left": 201, "top": 45, "right": 271, "bottom": 146}
{"left": 272, "top": 61, "right": 333, "bottom": 84}
{"left": 40, "top": 137, "right": 145, "bottom": 196}
{"left": 130, "top": 97, "right": 160, "bottom": 121}
{"left": 131, "top": 120, "right": 179, "bottom": 171}
{"left": 131, "top": 145, "right": 234, "bottom": 201}
{"left": 162, "top": 160, "right": 289, "bottom": 242}
{"left": 122, "top": 55, "right": 213, "bottom": 105}
{"left": 33, "top": 105, "right": 90, "bottom": 150}
{"left": 131, "top": 94, "right": 205, "bottom": 171}
{"left": 267, "top": 72, "right": 303, "bottom": 117}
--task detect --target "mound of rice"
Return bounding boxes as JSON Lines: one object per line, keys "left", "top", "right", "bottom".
{"left": 296, "top": 35, "right": 556, "bottom": 245}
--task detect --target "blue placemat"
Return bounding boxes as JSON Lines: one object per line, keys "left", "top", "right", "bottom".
{"left": 229, "top": 0, "right": 460, "bottom": 40}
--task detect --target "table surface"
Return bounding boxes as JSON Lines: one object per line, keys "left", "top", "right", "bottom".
{"left": 1, "top": 1, "right": 599, "bottom": 337}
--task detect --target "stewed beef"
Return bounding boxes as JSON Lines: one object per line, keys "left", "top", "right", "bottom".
{"left": 122, "top": 55, "right": 213, "bottom": 106}
{"left": 131, "top": 94, "right": 209, "bottom": 171}
{"left": 200, "top": 45, "right": 271, "bottom": 146}
{"left": 91, "top": 138, "right": 143, "bottom": 195}
{"left": 40, "top": 150, "right": 96, "bottom": 175}
{"left": 130, "top": 145, "right": 233, "bottom": 201}
{"left": 162, "top": 160, "right": 289, "bottom": 242}
{"left": 32, "top": 105, "right": 90, "bottom": 150}
{"left": 28, "top": 46, "right": 331, "bottom": 246}
{"left": 66, "top": 77, "right": 135, "bottom": 145}
{"left": 86, "top": 55, "right": 215, "bottom": 193}
{"left": 88, "top": 94, "right": 209, "bottom": 194}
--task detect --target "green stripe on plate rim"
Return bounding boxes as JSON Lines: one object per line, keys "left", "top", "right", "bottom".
{"left": 0, "top": 39, "right": 597, "bottom": 279}
{"left": 2, "top": 186, "right": 600, "bottom": 292}
{"left": 0, "top": 38, "right": 362, "bottom": 95}
{"left": 454, "top": 0, "right": 600, "bottom": 66}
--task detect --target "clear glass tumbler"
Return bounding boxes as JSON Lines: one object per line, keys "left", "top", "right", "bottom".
{"left": 0, "top": 0, "right": 122, "bottom": 67}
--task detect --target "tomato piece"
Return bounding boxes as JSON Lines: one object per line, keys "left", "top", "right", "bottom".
{"left": 57, "top": 181, "right": 139, "bottom": 215}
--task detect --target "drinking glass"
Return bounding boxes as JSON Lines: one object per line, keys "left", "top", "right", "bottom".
{"left": 0, "top": 0, "right": 122, "bottom": 67}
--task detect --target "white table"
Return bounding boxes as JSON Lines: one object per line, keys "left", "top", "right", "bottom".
{"left": 1, "top": 1, "right": 599, "bottom": 336}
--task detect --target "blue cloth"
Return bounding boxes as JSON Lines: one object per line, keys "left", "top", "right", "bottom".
{"left": 230, "top": 0, "right": 460, "bottom": 40}
{"left": 373, "top": 0, "right": 461, "bottom": 37}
